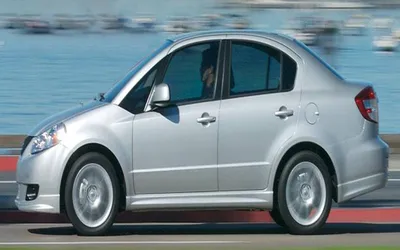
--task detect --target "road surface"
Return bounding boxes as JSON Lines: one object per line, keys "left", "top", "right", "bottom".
{"left": 0, "top": 223, "right": 400, "bottom": 248}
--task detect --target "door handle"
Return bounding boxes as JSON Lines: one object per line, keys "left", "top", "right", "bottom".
{"left": 275, "top": 108, "right": 294, "bottom": 118}
{"left": 197, "top": 112, "right": 216, "bottom": 124}
{"left": 197, "top": 116, "right": 216, "bottom": 123}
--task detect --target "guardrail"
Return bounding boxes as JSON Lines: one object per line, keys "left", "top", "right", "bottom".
{"left": 0, "top": 135, "right": 25, "bottom": 150}
{"left": 381, "top": 134, "right": 400, "bottom": 154}
{"left": 1, "top": 134, "right": 400, "bottom": 154}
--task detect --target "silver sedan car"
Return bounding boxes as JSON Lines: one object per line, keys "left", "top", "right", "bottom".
{"left": 15, "top": 30, "right": 389, "bottom": 236}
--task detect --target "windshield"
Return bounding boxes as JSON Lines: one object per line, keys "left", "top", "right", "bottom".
{"left": 101, "top": 39, "right": 173, "bottom": 102}
{"left": 295, "top": 39, "right": 344, "bottom": 80}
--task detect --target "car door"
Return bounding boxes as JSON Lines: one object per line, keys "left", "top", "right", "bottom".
{"left": 131, "top": 40, "right": 224, "bottom": 195}
{"left": 217, "top": 37, "right": 302, "bottom": 192}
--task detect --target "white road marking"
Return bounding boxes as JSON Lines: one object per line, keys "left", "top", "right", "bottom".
{"left": 0, "top": 241, "right": 248, "bottom": 246}
{"left": 0, "top": 181, "right": 16, "bottom": 184}
{"left": 388, "top": 179, "right": 400, "bottom": 182}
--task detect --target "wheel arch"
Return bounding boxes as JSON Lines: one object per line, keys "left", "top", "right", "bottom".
{"left": 59, "top": 143, "right": 127, "bottom": 212}
{"left": 272, "top": 141, "right": 338, "bottom": 203}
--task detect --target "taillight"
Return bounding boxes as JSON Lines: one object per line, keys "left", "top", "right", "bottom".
{"left": 355, "top": 86, "right": 378, "bottom": 123}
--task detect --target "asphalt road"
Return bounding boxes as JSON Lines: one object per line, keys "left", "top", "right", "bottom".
{"left": 0, "top": 223, "right": 400, "bottom": 248}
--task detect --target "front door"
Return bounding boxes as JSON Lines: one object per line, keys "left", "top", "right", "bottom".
{"left": 132, "top": 40, "right": 223, "bottom": 195}
{"left": 217, "top": 38, "right": 302, "bottom": 192}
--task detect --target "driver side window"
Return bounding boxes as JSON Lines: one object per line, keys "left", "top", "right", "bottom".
{"left": 161, "top": 41, "right": 221, "bottom": 105}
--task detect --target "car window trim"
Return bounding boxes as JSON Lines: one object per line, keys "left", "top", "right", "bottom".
{"left": 141, "top": 57, "right": 170, "bottom": 113}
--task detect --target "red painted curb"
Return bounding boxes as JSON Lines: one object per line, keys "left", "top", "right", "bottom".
{"left": 327, "top": 208, "right": 400, "bottom": 223}
{"left": 0, "top": 156, "right": 17, "bottom": 172}
{"left": 1, "top": 208, "right": 400, "bottom": 224}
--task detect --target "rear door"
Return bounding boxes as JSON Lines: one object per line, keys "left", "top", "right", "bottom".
{"left": 217, "top": 36, "right": 302, "bottom": 192}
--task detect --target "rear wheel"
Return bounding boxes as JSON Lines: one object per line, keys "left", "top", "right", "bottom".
{"left": 65, "top": 152, "right": 120, "bottom": 236}
{"left": 276, "top": 151, "right": 332, "bottom": 235}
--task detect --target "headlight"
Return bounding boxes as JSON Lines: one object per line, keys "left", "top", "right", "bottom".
{"left": 31, "top": 123, "right": 67, "bottom": 154}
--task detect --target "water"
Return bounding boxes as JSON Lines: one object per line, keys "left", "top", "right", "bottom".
{"left": 0, "top": 7, "right": 400, "bottom": 134}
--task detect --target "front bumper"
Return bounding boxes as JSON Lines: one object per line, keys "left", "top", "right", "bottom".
{"left": 14, "top": 143, "right": 69, "bottom": 214}
{"left": 15, "top": 183, "right": 59, "bottom": 213}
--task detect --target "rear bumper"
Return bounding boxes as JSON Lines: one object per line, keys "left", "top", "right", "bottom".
{"left": 337, "top": 172, "right": 388, "bottom": 203}
{"left": 330, "top": 136, "right": 389, "bottom": 203}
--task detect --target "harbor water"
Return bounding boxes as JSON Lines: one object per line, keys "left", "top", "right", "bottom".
{"left": 1, "top": 6, "right": 400, "bottom": 134}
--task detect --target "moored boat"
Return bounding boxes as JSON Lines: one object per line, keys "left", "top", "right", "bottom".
{"left": 373, "top": 35, "right": 398, "bottom": 51}
{"left": 23, "top": 20, "right": 51, "bottom": 34}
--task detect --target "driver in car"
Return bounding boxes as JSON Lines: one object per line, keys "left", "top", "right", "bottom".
{"left": 200, "top": 46, "right": 218, "bottom": 99}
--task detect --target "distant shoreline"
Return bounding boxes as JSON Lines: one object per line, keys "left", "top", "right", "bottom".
{"left": 1, "top": 5, "right": 400, "bottom": 17}
{"left": 218, "top": 0, "right": 400, "bottom": 10}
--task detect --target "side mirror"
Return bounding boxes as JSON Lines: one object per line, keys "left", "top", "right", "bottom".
{"left": 151, "top": 83, "right": 171, "bottom": 108}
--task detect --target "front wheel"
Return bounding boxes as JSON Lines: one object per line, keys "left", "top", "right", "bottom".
{"left": 276, "top": 151, "right": 332, "bottom": 235}
{"left": 269, "top": 209, "right": 286, "bottom": 227}
{"left": 64, "top": 152, "right": 120, "bottom": 236}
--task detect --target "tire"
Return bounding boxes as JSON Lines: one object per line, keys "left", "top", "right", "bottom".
{"left": 64, "top": 152, "right": 120, "bottom": 236}
{"left": 276, "top": 150, "right": 332, "bottom": 235}
{"left": 269, "top": 209, "right": 286, "bottom": 227}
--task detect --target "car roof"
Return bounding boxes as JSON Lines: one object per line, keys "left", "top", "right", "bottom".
{"left": 167, "top": 29, "right": 297, "bottom": 45}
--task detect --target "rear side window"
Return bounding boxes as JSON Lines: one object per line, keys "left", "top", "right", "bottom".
{"left": 282, "top": 53, "right": 297, "bottom": 91}
{"left": 228, "top": 40, "right": 297, "bottom": 97}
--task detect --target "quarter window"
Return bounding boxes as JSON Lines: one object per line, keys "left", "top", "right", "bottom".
{"left": 119, "top": 66, "right": 159, "bottom": 114}
{"left": 161, "top": 41, "right": 220, "bottom": 104}
{"left": 228, "top": 41, "right": 297, "bottom": 97}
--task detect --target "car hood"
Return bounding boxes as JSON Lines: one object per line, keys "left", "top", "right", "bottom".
{"left": 28, "top": 100, "right": 107, "bottom": 136}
